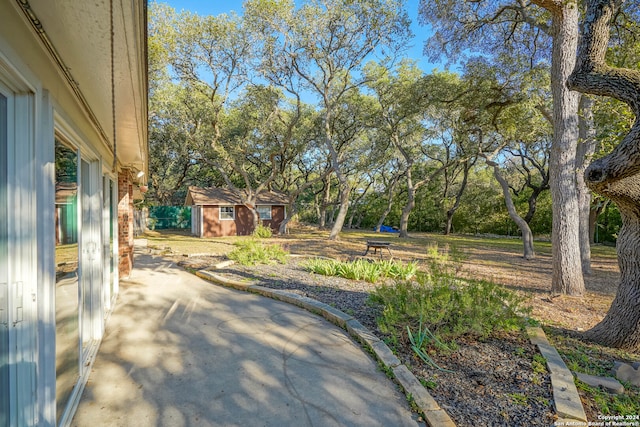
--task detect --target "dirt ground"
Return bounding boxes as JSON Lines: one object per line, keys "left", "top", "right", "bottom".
{"left": 151, "top": 227, "right": 635, "bottom": 426}
{"left": 148, "top": 226, "right": 620, "bottom": 333}
{"left": 272, "top": 229, "right": 620, "bottom": 332}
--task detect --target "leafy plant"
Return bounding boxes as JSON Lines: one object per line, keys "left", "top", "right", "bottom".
{"left": 406, "top": 318, "right": 452, "bottom": 372}
{"left": 507, "top": 393, "right": 528, "bottom": 406}
{"left": 532, "top": 354, "right": 547, "bottom": 375}
{"left": 425, "top": 242, "right": 465, "bottom": 276}
{"left": 303, "top": 258, "right": 417, "bottom": 283}
{"left": 227, "top": 239, "right": 288, "bottom": 266}
{"left": 370, "top": 267, "right": 530, "bottom": 342}
{"left": 252, "top": 224, "right": 273, "bottom": 238}
{"left": 420, "top": 378, "right": 438, "bottom": 390}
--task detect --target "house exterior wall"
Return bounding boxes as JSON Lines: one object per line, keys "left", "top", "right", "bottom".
{"left": 202, "top": 205, "right": 236, "bottom": 237}
{"left": 264, "top": 205, "right": 285, "bottom": 232}
{"left": 198, "top": 204, "right": 285, "bottom": 237}
{"left": 0, "top": 2, "right": 146, "bottom": 425}
{"left": 235, "top": 205, "right": 254, "bottom": 236}
{"left": 118, "top": 169, "right": 134, "bottom": 277}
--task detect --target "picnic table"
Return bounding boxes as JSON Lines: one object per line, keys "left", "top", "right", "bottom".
{"left": 364, "top": 241, "right": 392, "bottom": 259}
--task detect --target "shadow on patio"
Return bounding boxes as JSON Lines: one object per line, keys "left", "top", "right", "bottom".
{"left": 72, "top": 252, "right": 422, "bottom": 427}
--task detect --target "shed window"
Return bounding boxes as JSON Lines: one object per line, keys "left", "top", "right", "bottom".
{"left": 257, "top": 205, "right": 272, "bottom": 220}
{"left": 219, "top": 206, "right": 235, "bottom": 220}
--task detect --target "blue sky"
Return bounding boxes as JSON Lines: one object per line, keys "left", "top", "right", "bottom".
{"left": 160, "top": 0, "right": 441, "bottom": 73}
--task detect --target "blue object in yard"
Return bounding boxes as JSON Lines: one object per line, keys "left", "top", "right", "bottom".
{"left": 379, "top": 225, "right": 396, "bottom": 233}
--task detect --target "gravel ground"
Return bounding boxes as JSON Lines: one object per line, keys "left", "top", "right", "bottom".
{"left": 178, "top": 255, "right": 556, "bottom": 427}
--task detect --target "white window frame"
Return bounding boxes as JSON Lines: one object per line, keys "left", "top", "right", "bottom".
{"left": 219, "top": 206, "right": 235, "bottom": 220}
{"left": 257, "top": 205, "right": 272, "bottom": 220}
{"left": 0, "top": 74, "right": 38, "bottom": 427}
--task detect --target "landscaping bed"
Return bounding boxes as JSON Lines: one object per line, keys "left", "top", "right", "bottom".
{"left": 179, "top": 255, "right": 555, "bottom": 426}
{"left": 151, "top": 228, "right": 639, "bottom": 426}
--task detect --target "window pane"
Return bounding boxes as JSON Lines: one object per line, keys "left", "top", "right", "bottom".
{"left": 257, "top": 206, "right": 272, "bottom": 220}
{"left": 220, "top": 206, "right": 234, "bottom": 220}
{"left": 55, "top": 140, "right": 79, "bottom": 423}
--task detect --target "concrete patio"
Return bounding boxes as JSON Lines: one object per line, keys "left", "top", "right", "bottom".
{"left": 71, "top": 251, "right": 423, "bottom": 426}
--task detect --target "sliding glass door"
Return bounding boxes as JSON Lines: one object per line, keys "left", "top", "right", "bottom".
{"left": 0, "top": 82, "right": 37, "bottom": 427}
{"left": 54, "top": 140, "right": 80, "bottom": 423}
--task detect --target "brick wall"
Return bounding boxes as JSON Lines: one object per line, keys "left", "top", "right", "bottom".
{"left": 118, "top": 169, "right": 134, "bottom": 277}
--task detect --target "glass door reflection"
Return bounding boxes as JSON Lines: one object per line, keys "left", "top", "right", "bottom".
{"left": 54, "top": 140, "right": 80, "bottom": 423}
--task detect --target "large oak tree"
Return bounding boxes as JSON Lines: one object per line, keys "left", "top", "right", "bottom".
{"left": 246, "top": 0, "right": 411, "bottom": 240}
{"left": 568, "top": 0, "right": 640, "bottom": 350}
{"left": 420, "top": 0, "right": 585, "bottom": 295}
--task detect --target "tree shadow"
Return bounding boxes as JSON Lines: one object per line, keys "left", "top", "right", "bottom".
{"left": 72, "top": 252, "right": 422, "bottom": 427}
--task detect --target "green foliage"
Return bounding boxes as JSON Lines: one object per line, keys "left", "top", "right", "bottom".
{"left": 227, "top": 239, "right": 288, "bottom": 266}
{"left": 507, "top": 393, "right": 528, "bottom": 406}
{"left": 303, "top": 258, "right": 417, "bottom": 283}
{"left": 425, "top": 242, "right": 465, "bottom": 275}
{"left": 547, "top": 328, "right": 640, "bottom": 417}
{"left": 252, "top": 224, "right": 273, "bottom": 239}
{"left": 576, "top": 380, "right": 640, "bottom": 417}
{"left": 406, "top": 319, "right": 452, "bottom": 371}
{"left": 370, "top": 270, "right": 530, "bottom": 342}
{"left": 595, "top": 203, "right": 622, "bottom": 245}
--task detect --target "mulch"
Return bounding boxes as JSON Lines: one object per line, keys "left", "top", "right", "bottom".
{"left": 177, "top": 255, "right": 556, "bottom": 426}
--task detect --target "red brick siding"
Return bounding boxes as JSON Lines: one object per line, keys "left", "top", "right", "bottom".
{"left": 199, "top": 204, "right": 285, "bottom": 237}
{"left": 263, "top": 205, "right": 285, "bottom": 234}
{"left": 118, "top": 169, "right": 134, "bottom": 276}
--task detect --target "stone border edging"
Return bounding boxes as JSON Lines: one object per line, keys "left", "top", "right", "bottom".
{"left": 195, "top": 264, "right": 456, "bottom": 427}
{"left": 196, "top": 262, "right": 588, "bottom": 426}
{"left": 526, "top": 326, "right": 588, "bottom": 424}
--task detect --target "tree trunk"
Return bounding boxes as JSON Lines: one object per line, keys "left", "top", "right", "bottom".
{"left": 523, "top": 177, "right": 549, "bottom": 224}
{"left": 543, "top": 1, "right": 585, "bottom": 295}
{"left": 376, "top": 204, "right": 393, "bottom": 232}
{"left": 444, "top": 211, "right": 454, "bottom": 236}
{"left": 376, "top": 174, "right": 399, "bottom": 232}
{"left": 585, "top": 192, "right": 640, "bottom": 349}
{"left": 589, "top": 200, "right": 607, "bottom": 244}
{"left": 568, "top": 0, "right": 640, "bottom": 350}
{"left": 328, "top": 183, "right": 351, "bottom": 240}
{"left": 489, "top": 160, "right": 535, "bottom": 259}
{"left": 577, "top": 95, "right": 598, "bottom": 275}
{"left": 249, "top": 205, "right": 260, "bottom": 231}
{"left": 398, "top": 168, "right": 415, "bottom": 238}
{"left": 444, "top": 162, "right": 470, "bottom": 235}
{"left": 279, "top": 204, "right": 297, "bottom": 235}
{"left": 355, "top": 214, "right": 363, "bottom": 229}
{"left": 319, "top": 178, "right": 331, "bottom": 228}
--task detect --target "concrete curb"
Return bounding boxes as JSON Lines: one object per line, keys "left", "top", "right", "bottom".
{"left": 527, "top": 326, "right": 588, "bottom": 424}
{"left": 196, "top": 265, "right": 456, "bottom": 427}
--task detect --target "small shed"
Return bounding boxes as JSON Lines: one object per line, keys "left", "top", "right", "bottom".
{"left": 185, "top": 186, "right": 289, "bottom": 237}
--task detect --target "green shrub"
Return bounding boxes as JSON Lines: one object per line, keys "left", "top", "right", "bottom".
{"left": 369, "top": 269, "right": 530, "bottom": 342}
{"left": 228, "top": 239, "right": 288, "bottom": 266}
{"left": 303, "top": 258, "right": 418, "bottom": 283}
{"left": 252, "top": 224, "right": 273, "bottom": 239}
{"left": 425, "top": 242, "right": 465, "bottom": 277}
